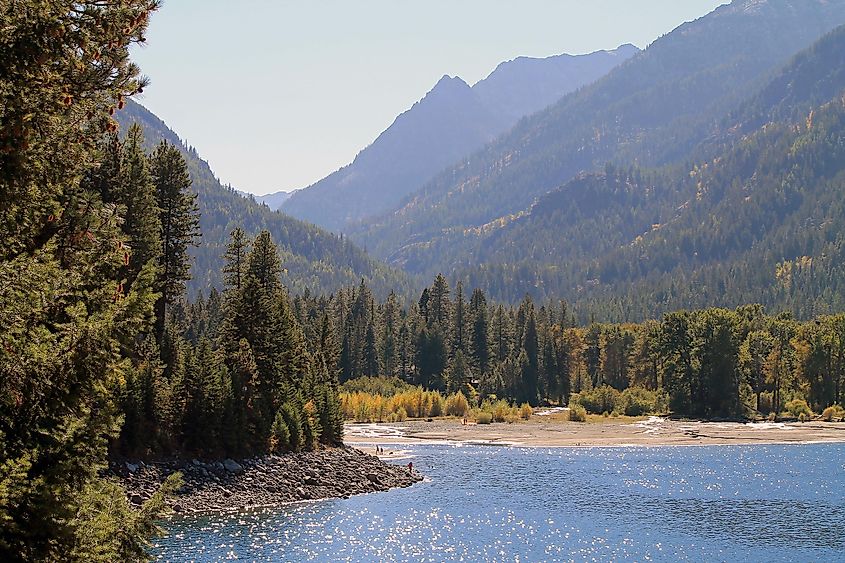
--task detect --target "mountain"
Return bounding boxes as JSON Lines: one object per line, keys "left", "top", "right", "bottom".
{"left": 395, "top": 22, "right": 845, "bottom": 319}
{"left": 353, "top": 0, "right": 845, "bottom": 270}
{"left": 256, "top": 189, "right": 296, "bottom": 208}
{"left": 116, "top": 100, "right": 409, "bottom": 298}
{"left": 275, "top": 45, "right": 639, "bottom": 232}
{"left": 472, "top": 44, "right": 639, "bottom": 121}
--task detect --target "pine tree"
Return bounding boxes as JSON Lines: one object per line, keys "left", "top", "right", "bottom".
{"left": 0, "top": 2, "right": 174, "bottom": 559}
{"left": 445, "top": 350, "right": 473, "bottom": 393}
{"left": 151, "top": 140, "right": 199, "bottom": 343}
{"left": 246, "top": 230, "right": 281, "bottom": 293}
{"left": 452, "top": 281, "right": 468, "bottom": 357}
{"left": 222, "top": 227, "right": 250, "bottom": 291}
{"left": 469, "top": 288, "right": 491, "bottom": 375}
{"left": 121, "top": 123, "right": 161, "bottom": 282}
{"left": 429, "top": 274, "right": 451, "bottom": 327}
{"left": 364, "top": 321, "right": 380, "bottom": 376}
{"left": 317, "top": 313, "right": 340, "bottom": 385}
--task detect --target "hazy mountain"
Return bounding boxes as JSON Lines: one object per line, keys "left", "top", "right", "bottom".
{"left": 275, "top": 45, "right": 639, "bottom": 231}
{"left": 354, "top": 0, "right": 845, "bottom": 273}
{"left": 255, "top": 189, "right": 297, "bottom": 208}
{"left": 473, "top": 44, "right": 639, "bottom": 121}
{"left": 385, "top": 22, "right": 845, "bottom": 319}
{"left": 116, "top": 100, "right": 409, "bottom": 298}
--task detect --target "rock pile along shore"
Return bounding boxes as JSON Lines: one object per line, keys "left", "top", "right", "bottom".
{"left": 113, "top": 446, "right": 422, "bottom": 514}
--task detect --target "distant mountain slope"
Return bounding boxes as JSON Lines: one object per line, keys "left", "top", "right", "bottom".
{"left": 412, "top": 23, "right": 845, "bottom": 319}
{"left": 472, "top": 44, "right": 639, "bottom": 121}
{"left": 354, "top": 0, "right": 845, "bottom": 266}
{"left": 276, "top": 45, "right": 638, "bottom": 232}
{"left": 255, "top": 189, "right": 296, "bottom": 209}
{"left": 117, "top": 100, "right": 409, "bottom": 298}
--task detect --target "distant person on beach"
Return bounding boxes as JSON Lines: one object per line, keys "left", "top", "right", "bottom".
{"left": 407, "top": 462, "right": 413, "bottom": 473}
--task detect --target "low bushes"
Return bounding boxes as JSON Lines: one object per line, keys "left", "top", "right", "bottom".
{"left": 445, "top": 391, "right": 470, "bottom": 417}
{"left": 569, "top": 385, "right": 667, "bottom": 416}
{"left": 822, "top": 404, "right": 845, "bottom": 421}
{"left": 519, "top": 403, "right": 533, "bottom": 419}
{"left": 568, "top": 404, "right": 587, "bottom": 422}
{"left": 784, "top": 398, "right": 812, "bottom": 419}
{"left": 476, "top": 412, "right": 493, "bottom": 424}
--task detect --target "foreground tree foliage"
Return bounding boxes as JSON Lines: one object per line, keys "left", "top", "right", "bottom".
{"left": 0, "top": 1, "right": 178, "bottom": 560}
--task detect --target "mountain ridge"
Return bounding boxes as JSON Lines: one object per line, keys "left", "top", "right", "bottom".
{"left": 275, "top": 44, "right": 639, "bottom": 231}
{"left": 383, "top": 21, "right": 845, "bottom": 319}
{"left": 352, "top": 0, "right": 845, "bottom": 269}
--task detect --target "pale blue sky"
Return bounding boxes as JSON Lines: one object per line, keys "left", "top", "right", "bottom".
{"left": 130, "top": 0, "right": 726, "bottom": 196}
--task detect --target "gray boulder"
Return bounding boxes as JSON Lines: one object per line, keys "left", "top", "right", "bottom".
{"left": 223, "top": 459, "right": 243, "bottom": 474}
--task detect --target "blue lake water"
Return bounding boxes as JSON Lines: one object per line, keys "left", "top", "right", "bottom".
{"left": 153, "top": 443, "right": 845, "bottom": 561}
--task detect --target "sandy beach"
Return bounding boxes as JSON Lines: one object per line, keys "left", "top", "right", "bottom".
{"left": 344, "top": 412, "right": 845, "bottom": 448}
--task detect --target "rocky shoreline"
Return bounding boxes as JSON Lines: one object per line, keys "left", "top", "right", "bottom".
{"left": 112, "top": 446, "right": 422, "bottom": 514}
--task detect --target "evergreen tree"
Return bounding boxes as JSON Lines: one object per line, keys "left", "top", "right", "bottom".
{"left": 364, "top": 322, "right": 380, "bottom": 376}
{"left": 222, "top": 227, "right": 250, "bottom": 291}
{"left": 451, "top": 281, "right": 468, "bottom": 357}
{"left": 445, "top": 350, "right": 473, "bottom": 393}
{"left": 0, "top": 2, "right": 174, "bottom": 559}
{"left": 469, "top": 288, "right": 492, "bottom": 375}
{"left": 151, "top": 140, "right": 199, "bottom": 343}
{"left": 247, "top": 230, "right": 281, "bottom": 293}
{"left": 429, "top": 274, "right": 451, "bottom": 327}
{"left": 121, "top": 123, "right": 161, "bottom": 282}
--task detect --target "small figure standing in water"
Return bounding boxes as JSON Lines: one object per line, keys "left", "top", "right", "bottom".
{"left": 407, "top": 461, "right": 413, "bottom": 473}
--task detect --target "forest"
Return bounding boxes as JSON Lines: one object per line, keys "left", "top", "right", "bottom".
{"left": 4, "top": 1, "right": 845, "bottom": 561}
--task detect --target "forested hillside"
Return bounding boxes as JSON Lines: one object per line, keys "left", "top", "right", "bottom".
{"left": 279, "top": 45, "right": 638, "bottom": 231}
{"left": 380, "top": 23, "right": 845, "bottom": 319}
{"left": 354, "top": 0, "right": 845, "bottom": 269}
{"left": 117, "top": 101, "right": 409, "bottom": 298}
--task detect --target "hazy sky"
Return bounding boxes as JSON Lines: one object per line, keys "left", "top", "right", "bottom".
{"left": 130, "top": 0, "right": 726, "bottom": 196}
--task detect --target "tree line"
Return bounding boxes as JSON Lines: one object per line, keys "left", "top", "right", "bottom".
{"left": 210, "top": 273, "right": 843, "bottom": 420}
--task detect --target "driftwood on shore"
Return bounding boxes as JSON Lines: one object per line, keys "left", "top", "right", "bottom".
{"left": 112, "top": 446, "right": 421, "bottom": 514}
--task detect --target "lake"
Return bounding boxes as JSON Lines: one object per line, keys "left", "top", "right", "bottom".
{"left": 152, "top": 442, "right": 845, "bottom": 561}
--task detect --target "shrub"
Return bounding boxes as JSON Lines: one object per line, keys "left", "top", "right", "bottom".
{"left": 822, "top": 404, "right": 845, "bottom": 421}
{"left": 798, "top": 412, "right": 807, "bottom": 423}
{"left": 476, "top": 412, "right": 493, "bottom": 424}
{"left": 354, "top": 399, "right": 371, "bottom": 423}
{"left": 767, "top": 412, "right": 777, "bottom": 422}
{"left": 574, "top": 385, "right": 622, "bottom": 414}
{"left": 621, "top": 387, "right": 658, "bottom": 416}
{"left": 445, "top": 391, "right": 470, "bottom": 417}
{"left": 429, "top": 393, "right": 445, "bottom": 418}
{"left": 505, "top": 415, "right": 519, "bottom": 424}
{"left": 490, "top": 400, "right": 512, "bottom": 423}
{"left": 568, "top": 404, "right": 587, "bottom": 422}
{"left": 395, "top": 407, "right": 408, "bottom": 422}
{"left": 519, "top": 403, "right": 533, "bottom": 420}
{"left": 784, "top": 398, "right": 812, "bottom": 419}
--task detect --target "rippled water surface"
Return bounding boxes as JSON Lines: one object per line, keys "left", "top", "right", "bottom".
{"left": 153, "top": 443, "right": 845, "bottom": 561}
